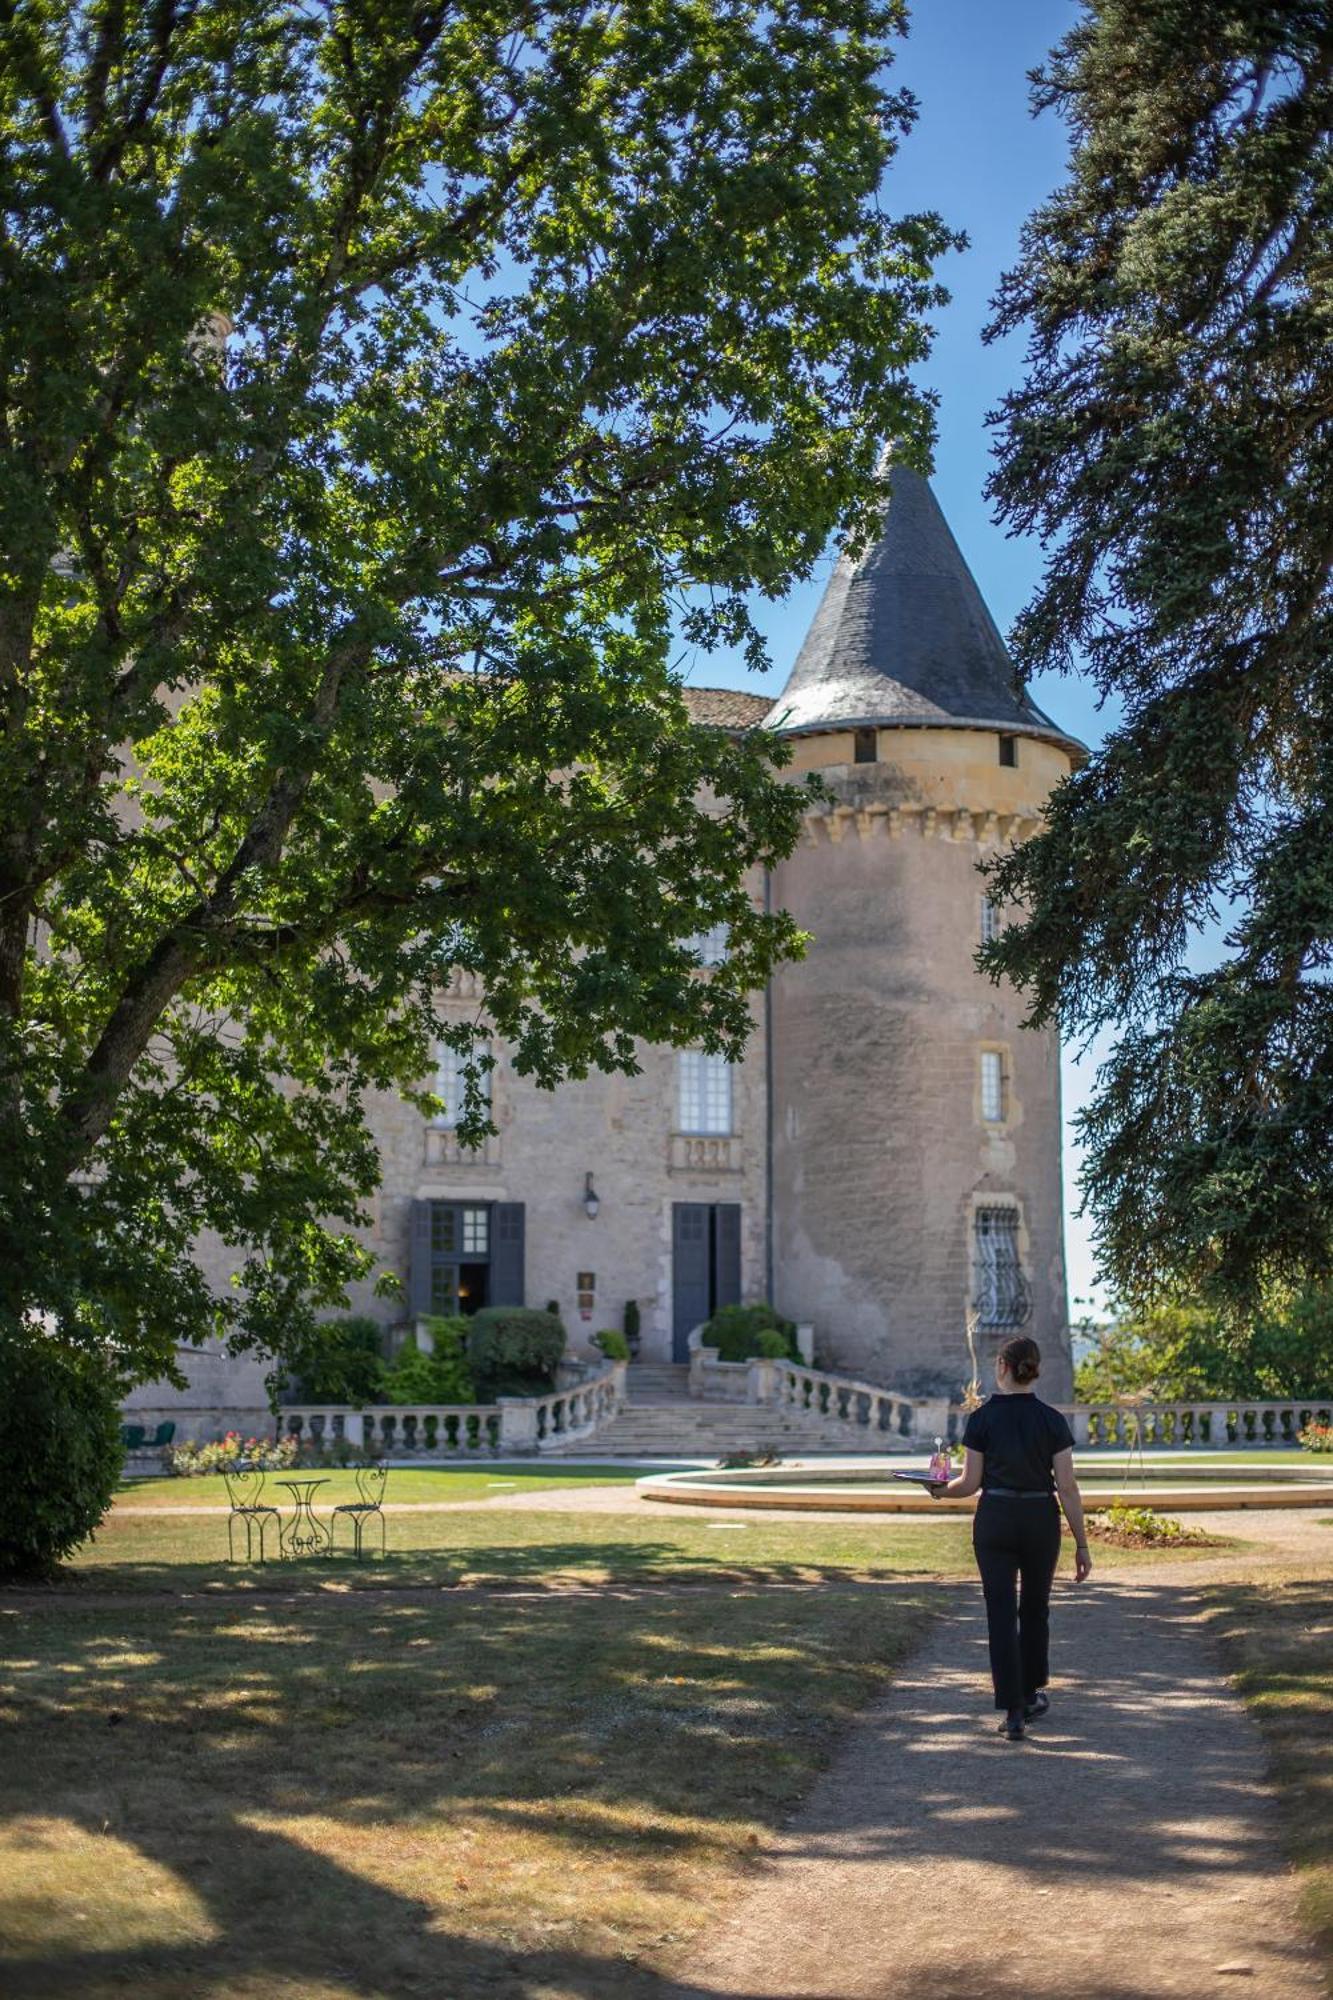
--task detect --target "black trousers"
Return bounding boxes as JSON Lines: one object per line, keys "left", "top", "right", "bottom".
{"left": 972, "top": 1495, "right": 1062, "bottom": 1711}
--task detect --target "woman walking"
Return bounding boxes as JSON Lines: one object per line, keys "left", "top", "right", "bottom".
{"left": 933, "top": 1335, "right": 1093, "bottom": 1740}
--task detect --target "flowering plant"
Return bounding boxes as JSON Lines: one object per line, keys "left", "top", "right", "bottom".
{"left": 1297, "top": 1422, "right": 1333, "bottom": 1455}
{"left": 166, "top": 1430, "right": 299, "bottom": 1476}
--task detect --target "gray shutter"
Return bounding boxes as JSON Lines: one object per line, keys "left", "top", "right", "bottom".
{"left": 491, "top": 1203, "right": 525, "bottom": 1307}
{"left": 672, "top": 1203, "right": 711, "bottom": 1360}
{"left": 409, "top": 1200, "right": 434, "bottom": 1317}
{"left": 715, "top": 1203, "right": 742, "bottom": 1310}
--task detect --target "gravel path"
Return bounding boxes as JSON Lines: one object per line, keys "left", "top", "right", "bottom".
{"left": 668, "top": 1570, "right": 1324, "bottom": 2000}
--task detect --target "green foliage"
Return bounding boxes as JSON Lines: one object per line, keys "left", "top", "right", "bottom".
{"left": 1075, "top": 1291, "right": 1333, "bottom": 1402}
{"left": 281, "top": 1317, "right": 386, "bottom": 1406}
{"left": 0, "top": 1330, "right": 125, "bottom": 1577}
{"left": 385, "top": 1323, "right": 475, "bottom": 1407}
{"left": 1097, "top": 1506, "right": 1201, "bottom": 1547}
{"left": 0, "top": 1, "right": 955, "bottom": 1388}
{"left": 593, "top": 1329, "right": 630, "bottom": 1362}
{"left": 984, "top": 0, "right": 1333, "bottom": 1310}
{"left": 702, "top": 1303, "right": 799, "bottom": 1363}
{"left": 466, "top": 1308, "right": 566, "bottom": 1398}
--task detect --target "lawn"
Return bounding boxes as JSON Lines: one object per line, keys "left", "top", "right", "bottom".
{"left": 0, "top": 1499, "right": 1196, "bottom": 2000}
{"left": 118, "top": 1464, "right": 644, "bottom": 1510}
{"left": 1204, "top": 1568, "right": 1333, "bottom": 1984}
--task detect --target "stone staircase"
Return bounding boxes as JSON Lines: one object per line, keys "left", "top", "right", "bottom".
{"left": 554, "top": 1360, "right": 894, "bottom": 1460}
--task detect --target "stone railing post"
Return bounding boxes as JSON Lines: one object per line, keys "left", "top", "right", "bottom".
{"left": 794, "top": 1324, "right": 815, "bottom": 1365}
{"left": 746, "top": 1357, "right": 778, "bottom": 1406}
{"left": 912, "top": 1397, "right": 948, "bottom": 1445}
{"left": 344, "top": 1410, "right": 366, "bottom": 1450}
{"left": 496, "top": 1398, "right": 539, "bottom": 1453}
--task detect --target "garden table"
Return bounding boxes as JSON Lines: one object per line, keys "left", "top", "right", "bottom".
{"left": 274, "top": 1476, "right": 332, "bottom": 1557}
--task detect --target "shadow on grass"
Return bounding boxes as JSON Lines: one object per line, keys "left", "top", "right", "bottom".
{"left": 4, "top": 1572, "right": 1327, "bottom": 1999}
{"left": 0, "top": 1561, "right": 946, "bottom": 1999}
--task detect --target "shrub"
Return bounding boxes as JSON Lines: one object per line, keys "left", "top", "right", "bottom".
{"left": 467, "top": 1307, "right": 566, "bottom": 1397}
{"left": 0, "top": 1330, "right": 125, "bottom": 1577}
{"left": 280, "top": 1315, "right": 387, "bottom": 1404}
{"left": 623, "top": 1299, "right": 641, "bottom": 1348}
{"left": 1298, "top": 1422, "right": 1333, "bottom": 1454}
{"left": 1090, "top": 1504, "right": 1208, "bottom": 1547}
{"left": 593, "top": 1329, "right": 630, "bottom": 1362}
{"left": 701, "top": 1302, "right": 799, "bottom": 1363}
{"left": 384, "top": 1321, "right": 475, "bottom": 1405}
{"left": 167, "top": 1431, "right": 299, "bottom": 1475}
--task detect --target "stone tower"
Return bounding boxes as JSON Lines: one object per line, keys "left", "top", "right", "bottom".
{"left": 767, "top": 466, "right": 1083, "bottom": 1400}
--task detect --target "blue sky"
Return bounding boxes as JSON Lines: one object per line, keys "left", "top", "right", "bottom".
{"left": 682, "top": 0, "right": 1117, "bottom": 1322}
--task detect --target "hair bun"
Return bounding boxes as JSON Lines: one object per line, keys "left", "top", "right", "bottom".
{"left": 997, "top": 1335, "right": 1041, "bottom": 1384}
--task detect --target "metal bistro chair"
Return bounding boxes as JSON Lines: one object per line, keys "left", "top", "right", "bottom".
{"left": 331, "top": 1463, "right": 389, "bottom": 1560}
{"left": 221, "top": 1464, "right": 282, "bottom": 1564}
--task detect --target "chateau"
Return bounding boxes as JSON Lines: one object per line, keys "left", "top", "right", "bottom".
{"left": 144, "top": 465, "right": 1083, "bottom": 1425}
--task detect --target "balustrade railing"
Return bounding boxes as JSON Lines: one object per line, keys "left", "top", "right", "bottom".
{"left": 282, "top": 1360, "right": 625, "bottom": 1460}
{"left": 1057, "top": 1401, "right": 1332, "bottom": 1449}
{"left": 768, "top": 1360, "right": 922, "bottom": 1440}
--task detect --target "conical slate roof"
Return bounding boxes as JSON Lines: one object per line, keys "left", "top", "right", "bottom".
{"left": 773, "top": 464, "right": 1081, "bottom": 752}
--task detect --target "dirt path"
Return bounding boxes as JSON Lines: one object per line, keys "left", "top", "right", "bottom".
{"left": 668, "top": 1571, "right": 1324, "bottom": 2000}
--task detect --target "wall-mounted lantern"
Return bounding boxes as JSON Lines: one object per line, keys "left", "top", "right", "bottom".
{"left": 582, "top": 1172, "right": 600, "bottom": 1220}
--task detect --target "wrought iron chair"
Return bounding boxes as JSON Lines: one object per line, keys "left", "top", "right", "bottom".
{"left": 221, "top": 1465, "right": 282, "bottom": 1563}
{"left": 331, "top": 1464, "right": 389, "bottom": 1559}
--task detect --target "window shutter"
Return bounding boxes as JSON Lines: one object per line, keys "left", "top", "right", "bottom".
{"left": 491, "top": 1203, "right": 525, "bottom": 1307}
{"left": 408, "top": 1200, "right": 434, "bottom": 1317}
{"left": 714, "top": 1204, "right": 742, "bottom": 1310}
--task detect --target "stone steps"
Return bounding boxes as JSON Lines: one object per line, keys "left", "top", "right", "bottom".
{"left": 552, "top": 1396, "right": 899, "bottom": 1459}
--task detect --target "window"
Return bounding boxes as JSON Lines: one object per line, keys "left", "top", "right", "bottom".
{"left": 688, "top": 923, "right": 730, "bottom": 967}
{"left": 854, "top": 726, "right": 877, "bottom": 764}
{"left": 980, "top": 1049, "right": 1006, "bottom": 1123}
{"left": 433, "top": 1041, "right": 491, "bottom": 1127}
{"left": 980, "top": 895, "right": 1000, "bottom": 946}
{"left": 973, "top": 1206, "right": 1029, "bottom": 1328}
{"left": 998, "top": 733, "right": 1017, "bottom": 767}
{"left": 678, "top": 1050, "right": 733, "bottom": 1134}
{"left": 462, "top": 1207, "right": 488, "bottom": 1256}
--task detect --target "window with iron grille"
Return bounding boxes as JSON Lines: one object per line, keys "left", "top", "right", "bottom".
{"left": 980, "top": 1049, "right": 1006, "bottom": 1122}
{"left": 678, "top": 1050, "right": 733, "bottom": 1134}
{"left": 688, "top": 923, "right": 730, "bottom": 966}
{"left": 973, "top": 1206, "right": 1029, "bottom": 1328}
{"left": 432, "top": 1041, "right": 491, "bottom": 1127}
{"left": 980, "top": 895, "right": 1000, "bottom": 946}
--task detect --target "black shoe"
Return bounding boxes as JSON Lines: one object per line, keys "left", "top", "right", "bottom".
{"left": 1024, "top": 1692, "right": 1050, "bottom": 1721}
{"left": 998, "top": 1710, "right": 1025, "bottom": 1741}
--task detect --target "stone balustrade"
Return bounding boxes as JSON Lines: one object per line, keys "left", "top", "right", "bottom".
{"left": 765, "top": 1359, "right": 929, "bottom": 1441}
{"left": 685, "top": 1336, "right": 1329, "bottom": 1453}
{"left": 1055, "top": 1400, "right": 1332, "bottom": 1449}
{"left": 282, "top": 1360, "right": 625, "bottom": 1460}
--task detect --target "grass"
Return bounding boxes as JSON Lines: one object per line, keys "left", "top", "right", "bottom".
{"left": 1204, "top": 1566, "right": 1333, "bottom": 1986}
{"left": 0, "top": 1498, "right": 1207, "bottom": 2000}
{"left": 118, "top": 1464, "right": 643, "bottom": 1510}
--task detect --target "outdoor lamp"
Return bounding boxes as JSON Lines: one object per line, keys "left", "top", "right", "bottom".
{"left": 583, "top": 1172, "right": 600, "bottom": 1220}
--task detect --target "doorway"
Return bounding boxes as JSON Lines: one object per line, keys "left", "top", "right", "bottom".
{"left": 671, "top": 1202, "right": 741, "bottom": 1362}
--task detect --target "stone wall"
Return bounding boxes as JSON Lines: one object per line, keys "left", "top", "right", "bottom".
{"left": 769, "top": 733, "right": 1073, "bottom": 1400}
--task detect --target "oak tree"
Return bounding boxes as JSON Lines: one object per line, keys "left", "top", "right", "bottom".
{"left": 0, "top": 0, "right": 952, "bottom": 1383}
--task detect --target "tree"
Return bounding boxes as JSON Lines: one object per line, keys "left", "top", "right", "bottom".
{"left": 0, "top": 1, "right": 953, "bottom": 1388}
{"left": 1074, "top": 1290, "right": 1333, "bottom": 1403}
{"left": 983, "top": 0, "right": 1333, "bottom": 1312}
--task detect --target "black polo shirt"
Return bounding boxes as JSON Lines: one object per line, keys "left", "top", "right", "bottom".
{"left": 961, "top": 1393, "right": 1074, "bottom": 1492}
